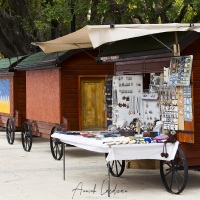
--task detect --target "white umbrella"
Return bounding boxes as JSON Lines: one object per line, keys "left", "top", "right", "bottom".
{"left": 32, "top": 23, "right": 200, "bottom": 53}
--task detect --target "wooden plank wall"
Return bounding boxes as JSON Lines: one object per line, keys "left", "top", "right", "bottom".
{"left": 181, "top": 38, "right": 200, "bottom": 166}
{"left": 60, "top": 51, "right": 114, "bottom": 130}
{"left": 14, "top": 71, "right": 26, "bottom": 127}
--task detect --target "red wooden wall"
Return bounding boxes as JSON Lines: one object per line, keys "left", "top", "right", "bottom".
{"left": 60, "top": 51, "right": 114, "bottom": 130}
{"left": 26, "top": 68, "right": 60, "bottom": 124}
{"left": 180, "top": 38, "right": 200, "bottom": 166}
{"left": 14, "top": 71, "right": 26, "bottom": 126}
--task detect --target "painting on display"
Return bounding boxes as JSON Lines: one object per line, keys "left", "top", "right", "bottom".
{"left": 0, "top": 79, "right": 10, "bottom": 113}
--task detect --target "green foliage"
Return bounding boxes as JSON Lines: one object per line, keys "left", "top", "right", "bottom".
{"left": 0, "top": 0, "right": 200, "bottom": 42}
{"left": 23, "top": 0, "right": 72, "bottom": 39}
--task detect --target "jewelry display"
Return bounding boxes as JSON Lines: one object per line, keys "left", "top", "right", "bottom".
{"left": 106, "top": 55, "right": 193, "bottom": 134}
{"left": 112, "top": 75, "right": 143, "bottom": 128}
{"left": 105, "top": 76, "right": 113, "bottom": 126}
{"left": 142, "top": 92, "right": 160, "bottom": 125}
{"left": 159, "top": 84, "right": 179, "bottom": 131}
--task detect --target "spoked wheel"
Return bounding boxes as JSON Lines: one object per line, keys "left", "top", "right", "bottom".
{"left": 50, "top": 126, "right": 63, "bottom": 160}
{"left": 6, "top": 118, "right": 15, "bottom": 144}
{"left": 105, "top": 153, "right": 125, "bottom": 177}
{"left": 160, "top": 146, "right": 188, "bottom": 194}
{"left": 21, "top": 121, "right": 32, "bottom": 152}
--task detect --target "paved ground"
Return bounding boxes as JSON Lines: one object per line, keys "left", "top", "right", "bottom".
{"left": 0, "top": 130, "right": 200, "bottom": 200}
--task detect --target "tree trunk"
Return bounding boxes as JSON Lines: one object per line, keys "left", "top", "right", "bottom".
{"left": 0, "top": 10, "right": 34, "bottom": 58}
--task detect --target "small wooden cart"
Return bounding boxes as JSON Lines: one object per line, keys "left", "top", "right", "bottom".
{"left": 14, "top": 50, "right": 114, "bottom": 153}
{"left": 0, "top": 56, "right": 26, "bottom": 144}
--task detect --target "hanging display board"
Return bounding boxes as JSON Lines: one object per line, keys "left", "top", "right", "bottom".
{"left": 160, "top": 55, "right": 193, "bottom": 132}
{"left": 169, "top": 55, "right": 193, "bottom": 86}
{"left": 105, "top": 76, "right": 113, "bottom": 127}
{"left": 184, "top": 86, "right": 192, "bottom": 121}
{"left": 160, "top": 85, "right": 179, "bottom": 131}
{"left": 112, "top": 75, "right": 143, "bottom": 128}
{"left": 142, "top": 93, "right": 160, "bottom": 126}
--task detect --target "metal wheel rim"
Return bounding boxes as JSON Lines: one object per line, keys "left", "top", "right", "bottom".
{"left": 105, "top": 153, "right": 125, "bottom": 177}
{"left": 21, "top": 122, "right": 32, "bottom": 152}
{"left": 160, "top": 146, "right": 188, "bottom": 194}
{"left": 50, "top": 126, "right": 63, "bottom": 160}
{"left": 6, "top": 118, "right": 15, "bottom": 144}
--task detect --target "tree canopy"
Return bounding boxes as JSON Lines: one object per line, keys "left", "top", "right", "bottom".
{"left": 0, "top": 0, "right": 200, "bottom": 58}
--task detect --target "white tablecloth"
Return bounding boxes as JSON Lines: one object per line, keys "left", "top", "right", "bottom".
{"left": 105, "top": 142, "right": 179, "bottom": 162}
{"left": 51, "top": 133, "right": 110, "bottom": 153}
{"left": 51, "top": 133, "right": 179, "bottom": 162}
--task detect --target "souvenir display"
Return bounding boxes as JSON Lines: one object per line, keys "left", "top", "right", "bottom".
{"left": 105, "top": 76, "right": 113, "bottom": 126}
{"left": 169, "top": 55, "right": 193, "bottom": 86}
{"left": 159, "top": 55, "right": 193, "bottom": 132}
{"left": 112, "top": 75, "right": 143, "bottom": 128}
{"left": 159, "top": 85, "right": 179, "bottom": 131}
{"left": 163, "top": 67, "right": 169, "bottom": 83}
{"left": 149, "top": 73, "right": 161, "bottom": 93}
{"left": 142, "top": 92, "right": 160, "bottom": 126}
{"left": 105, "top": 55, "right": 193, "bottom": 136}
{"left": 142, "top": 73, "right": 161, "bottom": 129}
{"left": 184, "top": 86, "right": 192, "bottom": 121}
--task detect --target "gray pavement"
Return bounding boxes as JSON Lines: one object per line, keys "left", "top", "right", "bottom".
{"left": 0, "top": 130, "right": 200, "bottom": 200}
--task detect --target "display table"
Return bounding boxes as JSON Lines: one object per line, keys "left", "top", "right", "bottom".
{"left": 51, "top": 132, "right": 180, "bottom": 197}
{"left": 51, "top": 132, "right": 179, "bottom": 162}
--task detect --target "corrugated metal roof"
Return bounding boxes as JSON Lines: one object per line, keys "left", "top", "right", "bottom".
{"left": 0, "top": 56, "right": 26, "bottom": 71}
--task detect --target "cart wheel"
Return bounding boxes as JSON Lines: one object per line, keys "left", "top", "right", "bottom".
{"left": 21, "top": 121, "right": 32, "bottom": 152}
{"left": 105, "top": 153, "right": 125, "bottom": 177}
{"left": 6, "top": 118, "right": 15, "bottom": 144}
{"left": 50, "top": 126, "right": 63, "bottom": 160}
{"left": 160, "top": 146, "right": 188, "bottom": 194}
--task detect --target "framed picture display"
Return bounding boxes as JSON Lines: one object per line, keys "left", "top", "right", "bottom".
{"left": 169, "top": 55, "right": 193, "bottom": 86}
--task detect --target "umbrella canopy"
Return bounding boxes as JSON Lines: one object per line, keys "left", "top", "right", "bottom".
{"left": 32, "top": 23, "right": 200, "bottom": 53}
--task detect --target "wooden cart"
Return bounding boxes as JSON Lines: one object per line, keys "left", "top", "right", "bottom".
{"left": 30, "top": 26, "right": 199, "bottom": 195}
{"left": 94, "top": 31, "right": 200, "bottom": 193}
{"left": 108, "top": 143, "right": 188, "bottom": 195}
{"left": 51, "top": 131, "right": 188, "bottom": 195}
{"left": 103, "top": 34, "right": 200, "bottom": 168}
{"left": 14, "top": 50, "right": 114, "bottom": 153}
{"left": 0, "top": 56, "right": 26, "bottom": 144}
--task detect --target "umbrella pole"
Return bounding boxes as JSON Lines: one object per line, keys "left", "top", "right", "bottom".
{"left": 173, "top": 32, "right": 180, "bottom": 56}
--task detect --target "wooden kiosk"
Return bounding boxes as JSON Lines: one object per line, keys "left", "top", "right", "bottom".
{"left": 14, "top": 50, "right": 114, "bottom": 155}
{"left": 0, "top": 56, "right": 26, "bottom": 144}
{"left": 98, "top": 31, "right": 200, "bottom": 168}
{"left": 179, "top": 38, "right": 200, "bottom": 167}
